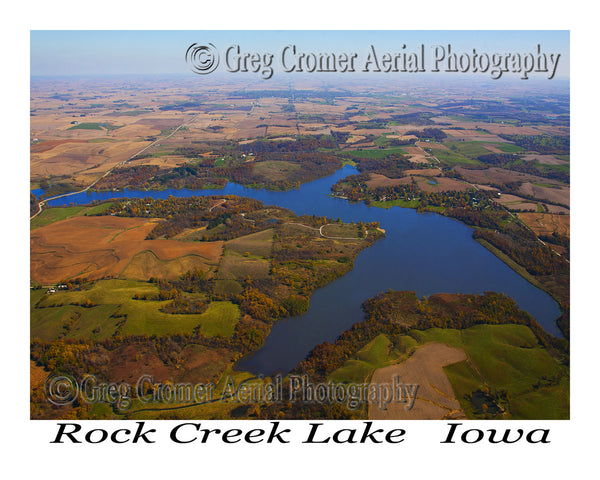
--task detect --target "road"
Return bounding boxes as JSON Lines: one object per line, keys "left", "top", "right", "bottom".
{"left": 209, "top": 199, "right": 227, "bottom": 212}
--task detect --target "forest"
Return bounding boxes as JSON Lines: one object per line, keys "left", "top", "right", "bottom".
{"left": 472, "top": 229, "right": 569, "bottom": 276}
{"left": 30, "top": 192, "right": 38, "bottom": 216}
{"left": 405, "top": 127, "right": 447, "bottom": 141}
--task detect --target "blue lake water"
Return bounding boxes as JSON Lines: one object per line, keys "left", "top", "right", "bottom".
{"left": 41, "top": 165, "right": 562, "bottom": 375}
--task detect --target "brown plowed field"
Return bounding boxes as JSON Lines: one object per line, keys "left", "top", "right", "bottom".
{"left": 496, "top": 194, "right": 539, "bottom": 211}
{"left": 30, "top": 216, "right": 223, "bottom": 284}
{"left": 366, "top": 174, "right": 413, "bottom": 188}
{"left": 518, "top": 182, "right": 570, "bottom": 207}
{"left": 369, "top": 342, "right": 467, "bottom": 420}
{"left": 517, "top": 212, "right": 570, "bottom": 237}
{"left": 522, "top": 154, "right": 568, "bottom": 166}
{"left": 31, "top": 140, "right": 150, "bottom": 178}
{"left": 416, "top": 176, "right": 472, "bottom": 193}
{"left": 455, "top": 166, "right": 563, "bottom": 188}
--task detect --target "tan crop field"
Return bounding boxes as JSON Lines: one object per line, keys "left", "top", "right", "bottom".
{"left": 366, "top": 174, "right": 413, "bottom": 188}
{"left": 523, "top": 154, "right": 568, "bottom": 166}
{"left": 320, "top": 223, "right": 361, "bottom": 239}
{"left": 544, "top": 204, "right": 570, "bottom": 214}
{"left": 253, "top": 161, "right": 302, "bottom": 181}
{"left": 217, "top": 252, "right": 271, "bottom": 280}
{"left": 415, "top": 176, "right": 472, "bottom": 193}
{"left": 402, "top": 146, "right": 430, "bottom": 164}
{"left": 225, "top": 229, "right": 274, "bottom": 257}
{"left": 120, "top": 251, "right": 217, "bottom": 281}
{"left": 518, "top": 182, "right": 570, "bottom": 207}
{"left": 30, "top": 216, "right": 223, "bottom": 284}
{"left": 473, "top": 184, "right": 500, "bottom": 192}
{"left": 480, "top": 124, "right": 543, "bottom": 136}
{"left": 455, "top": 166, "right": 563, "bottom": 188}
{"left": 442, "top": 129, "right": 507, "bottom": 142}
{"left": 415, "top": 141, "right": 448, "bottom": 150}
{"left": 517, "top": 213, "right": 570, "bottom": 237}
{"left": 369, "top": 342, "right": 467, "bottom": 420}
{"left": 293, "top": 102, "right": 347, "bottom": 115}
{"left": 105, "top": 123, "right": 158, "bottom": 139}
{"left": 134, "top": 117, "right": 185, "bottom": 130}
{"left": 266, "top": 125, "right": 298, "bottom": 136}
{"left": 127, "top": 155, "right": 187, "bottom": 169}
{"left": 366, "top": 169, "right": 458, "bottom": 191}
{"left": 298, "top": 125, "right": 332, "bottom": 136}
{"left": 217, "top": 229, "right": 274, "bottom": 281}
{"left": 30, "top": 139, "right": 88, "bottom": 153}
{"left": 403, "top": 168, "right": 443, "bottom": 177}
{"left": 495, "top": 194, "right": 539, "bottom": 211}
{"left": 31, "top": 139, "right": 151, "bottom": 179}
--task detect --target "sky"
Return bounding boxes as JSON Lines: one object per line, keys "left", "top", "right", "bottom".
{"left": 31, "top": 30, "right": 570, "bottom": 80}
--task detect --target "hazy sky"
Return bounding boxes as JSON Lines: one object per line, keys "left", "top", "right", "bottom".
{"left": 31, "top": 30, "right": 570, "bottom": 79}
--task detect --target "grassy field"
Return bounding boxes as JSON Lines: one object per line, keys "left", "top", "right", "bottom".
{"left": 217, "top": 229, "right": 274, "bottom": 281}
{"left": 67, "top": 122, "right": 122, "bottom": 131}
{"left": 120, "top": 251, "right": 216, "bottom": 281}
{"left": 31, "top": 202, "right": 115, "bottom": 229}
{"left": 252, "top": 160, "right": 301, "bottom": 181}
{"left": 494, "top": 142, "right": 524, "bottom": 153}
{"left": 87, "top": 138, "right": 118, "bottom": 143}
{"left": 114, "top": 110, "right": 147, "bottom": 116}
{"left": 225, "top": 229, "right": 274, "bottom": 257}
{"left": 433, "top": 148, "right": 479, "bottom": 166}
{"left": 321, "top": 223, "right": 361, "bottom": 238}
{"left": 124, "top": 367, "right": 261, "bottom": 420}
{"left": 217, "top": 251, "right": 271, "bottom": 280}
{"left": 371, "top": 198, "right": 421, "bottom": 209}
{"left": 436, "top": 140, "right": 523, "bottom": 166}
{"left": 329, "top": 323, "right": 569, "bottom": 419}
{"left": 67, "top": 122, "right": 104, "bottom": 130}
{"left": 343, "top": 146, "right": 408, "bottom": 159}
{"left": 213, "top": 279, "right": 243, "bottom": 296}
{"left": 329, "top": 334, "right": 400, "bottom": 383}
{"left": 31, "top": 279, "right": 240, "bottom": 339}
{"left": 31, "top": 206, "right": 87, "bottom": 229}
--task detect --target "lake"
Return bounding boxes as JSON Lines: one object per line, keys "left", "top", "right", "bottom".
{"left": 42, "top": 165, "right": 562, "bottom": 375}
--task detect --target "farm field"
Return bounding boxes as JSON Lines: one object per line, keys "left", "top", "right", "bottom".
{"left": 30, "top": 215, "right": 223, "bottom": 284}
{"left": 369, "top": 342, "right": 467, "bottom": 420}
{"left": 30, "top": 202, "right": 115, "bottom": 229}
{"left": 332, "top": 322, "right": 568, "bottom": 420}
{"left": 31, "top": 278, "right": 240, "bottom": 339}
{"left": 517, "top": 212, "right": 570, "bottom": 237}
